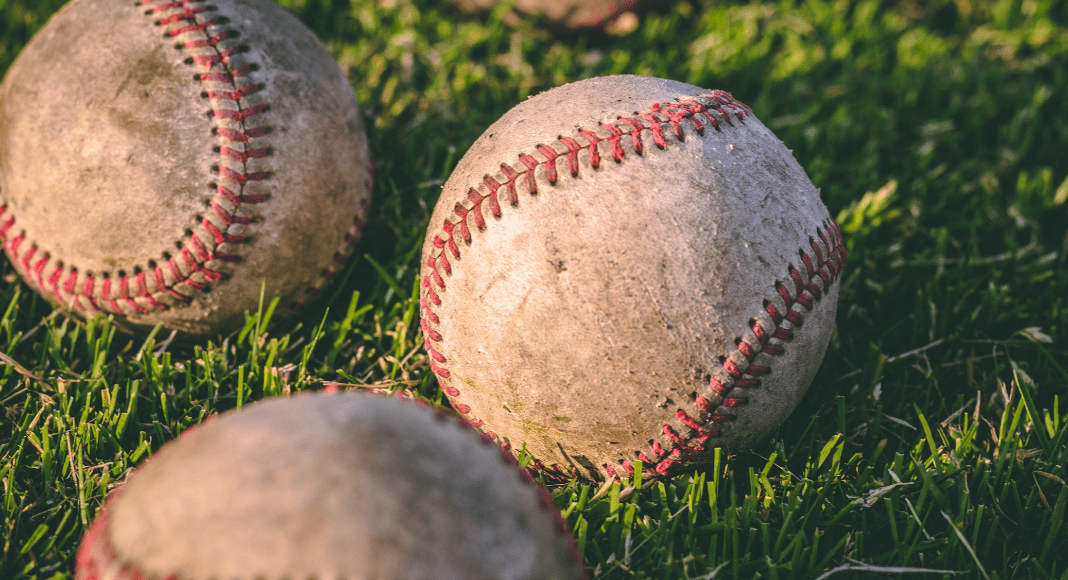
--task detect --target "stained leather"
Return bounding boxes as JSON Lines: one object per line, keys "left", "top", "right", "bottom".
{"left": 82, "top": 394, "right": 582, "bottom": 580}
{"left": 421, "top": 75, "right": 844, "bottom": 480}
{"left": 0, "top": 0, "right": 371, "bottom": 336}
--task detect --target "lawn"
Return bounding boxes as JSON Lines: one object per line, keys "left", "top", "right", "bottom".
{"left": 1, "top": 0, "right": 1066, "bottom": 578}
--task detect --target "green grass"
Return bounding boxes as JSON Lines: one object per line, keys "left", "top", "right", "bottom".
{"left": 2, "top": 0, "right": 1067, "bottom": 578}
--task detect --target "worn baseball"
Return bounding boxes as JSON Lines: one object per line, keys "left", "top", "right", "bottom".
{"left": 0, "top": 0, "right": 372, "bottom": 337}
{"left": 420, "top": 75, "right": 847, "bottom": 481}
{"left": 75, "top": 392, "right": 584, "bottom": 580}
{"left": 453, "top": 0, "right": 639, "bottom": 30}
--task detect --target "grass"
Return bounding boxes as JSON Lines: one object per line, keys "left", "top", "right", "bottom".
{"left": 1, "top": 0, "right": 1067, "bottom": 578}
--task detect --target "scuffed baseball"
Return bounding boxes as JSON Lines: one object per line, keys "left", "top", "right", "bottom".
{"left": 0, "top": 0, "right": 372, "bottom": 337}
{"left": 452, "top": 0, "right": 640, "bottom": 30}
{"left": 420, "top": 75, "right": 847, "bottom": 481}
{"left": 75, "top": 393, "right": 584, "bottom": 580}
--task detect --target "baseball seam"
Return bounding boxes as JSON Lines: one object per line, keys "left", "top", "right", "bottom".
{"left": 447, "top": 403, "right": 586, "bottom": 575}
{"left": 601, "top": 220, "right": 846, "bottom": 480}
{"left": 1, "top": 0, "right": 262, "bottom": 316}
{"left": 420, "top": 91, "right": 847, "bottom": 481}
{"left": 0, "top": 0, "right": 367, "bottom": 322}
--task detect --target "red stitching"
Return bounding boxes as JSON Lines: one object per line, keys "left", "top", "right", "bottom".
{"left": 0, "top": 1, "right": 288, "bottom": 319}
{"left": 617, "top": 117, "right": 646, "bottom": 154}
{"left": 482, "top": 177, "right": 503, "bottom": 217}
{"left": 62, "top": 270, "right": 78, "bottom": 295}
{"left": 536, "top": 145, "right": 561, "bottom": 184}
{"left": 577, "top": 131, "right": 603, "bottom": 168}
{"left": 634, "top": 219, "right": 847, "bottom": 479}
{"left": 499, "top": 165, "right": 522, "bottom": 204}
{"left": 97, "top": 278, "right": 115, "bottom": 313}
{"left": 601, "top": 122, "right": 627, "bottom": 162}
{"left": 558, "top": 137, "right": 582, "bottom": 176}
{"left": 157, "top": 10, "right": 208, "bottom": 26}
{"left": 180, "top": 31, "right": 230, "bottom": 48}
{"left": 29, "top": 258, "right": 48, "bottom": 301}
{"left": 417, "top": 91, "right": 847, "bottom": 480}
{"left": 213, "top": 103, "right": 269, "bottom": 123}
{"left": 637, "top": 113, "right": 668, "bottom": 147}
{"left": 519, "top": 155, "right": 540, "bottom": 192}
{"left": 467, "top": 188, "right": 488, "bottom": 230}
{"left": 46, "top": 264, "right": 64, "bottom": 304}
{"left": 0, "top": 212, "right": 14, "bottom": 239}
{"left": 418, "top": 91, "right": 759, "bottom": 465}
{"left": 16, "top": 241, "right": 35, "bottom": 273}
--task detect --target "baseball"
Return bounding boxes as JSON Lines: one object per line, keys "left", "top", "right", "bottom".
{"left": 0, "top": 0, "right": 372, "bottom": 337}
{"left": 75, "top": 393, "right": 584, "bottom": 580}
{"left": 420, "top": 75, "right": 846, "bottom": 481}
{"left": 452, "top": 0, "right": 640, "bottom": 30}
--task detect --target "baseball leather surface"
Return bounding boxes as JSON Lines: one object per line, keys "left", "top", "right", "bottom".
{"left": 420, "top": 75, "right": 847, "bottom": 481}
{"left": 453, "top": 0, "right": 639, "bottom": 29}
{"left": 0, "top": 0, "right": 372, "bottom": 336}
{"left": 75, "top": 393, "right": 584, "bottom": 580}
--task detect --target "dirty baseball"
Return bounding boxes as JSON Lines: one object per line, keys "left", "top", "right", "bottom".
{"left": 420, "top": 75, "right": 847, "bottom": 481}
{"left": 75, "top": 392, "right": 584, "bottom": 580}
{"left": 452, "top": 0, "right": 640, "bottom": 30}
{"left": 0, "top": 0, "right": 372, "bottom": 337}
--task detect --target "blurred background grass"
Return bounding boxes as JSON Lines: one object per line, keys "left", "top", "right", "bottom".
{"left": 1, "top": 0, "right": 1066, "bottom": 578}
